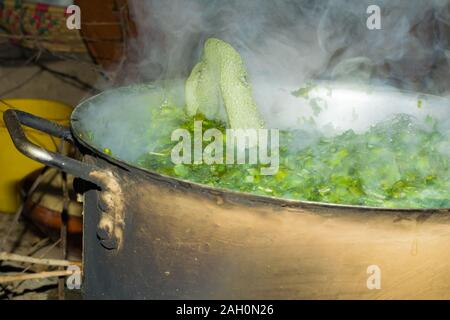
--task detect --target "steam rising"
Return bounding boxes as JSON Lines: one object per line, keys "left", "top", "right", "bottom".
{"left": 75, "top": 1, "right": 449, "bottom": 199}
{"left": 125, "top": 0, "right": 450, "bottom": 95}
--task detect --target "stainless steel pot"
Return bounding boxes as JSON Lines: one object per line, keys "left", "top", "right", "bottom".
{"left": 3, "top": 82, "right": 450, "bottom": 299}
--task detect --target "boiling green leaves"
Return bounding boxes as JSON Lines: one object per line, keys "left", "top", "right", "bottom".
{"left": 185, "top": 38, "right": 265, "bottom": 129}
{"left": 137, "top": 106, "right": 449, "bottom": 209}
{"left": 137, "top": 38, "right": 449, "bottom": 209}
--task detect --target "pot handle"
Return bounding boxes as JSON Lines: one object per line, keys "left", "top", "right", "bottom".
{"left": 3, "top": 109, "right": 125, "bottom": 250}
{"left": 3, "top": 109, "right": 99, "bottom": 184}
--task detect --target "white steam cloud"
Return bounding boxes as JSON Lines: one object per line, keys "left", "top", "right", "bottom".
{"left": 78, "top": 0, "right": 449, "bottom": 162}
{"left": 124, "top": 0, "right": 449, "bottom": 95}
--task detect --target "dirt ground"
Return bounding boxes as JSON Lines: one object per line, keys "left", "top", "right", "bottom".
{"left": 0, "top": 213, "right": 82, "bottom": 300}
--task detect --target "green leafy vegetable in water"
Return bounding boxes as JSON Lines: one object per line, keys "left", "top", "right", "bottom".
{"left": 136, "top": 103, "right": 449, "bottom": 209}
{"left": 103, "top": 148, "right": 112, "bottom": 155}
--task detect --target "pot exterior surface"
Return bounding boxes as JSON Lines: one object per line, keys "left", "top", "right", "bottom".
{"left": 82, "top": 156, "right": 450, "bottom": 300}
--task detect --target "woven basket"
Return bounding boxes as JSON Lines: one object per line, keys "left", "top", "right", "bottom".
{"left": 0, "top": 0, "right": 87, "bottom": 53}
{"left": 75, "top": 0, "right": 136, "bottom": 69}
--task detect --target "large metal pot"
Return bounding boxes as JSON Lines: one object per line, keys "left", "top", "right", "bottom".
{"left": 3, "top": 82, "right": 450, "bottom": 299}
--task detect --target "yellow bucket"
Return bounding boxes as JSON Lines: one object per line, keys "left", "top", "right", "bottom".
{"left": 0, "top": 99, "right": 72, "bottom": 213}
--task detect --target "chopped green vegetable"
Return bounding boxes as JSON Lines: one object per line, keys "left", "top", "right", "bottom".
{"left": 136, "top": 105, "right": 450, "bottom": 209}
{"left": 103, "top": 148, "right": 112, "bottom": 155}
